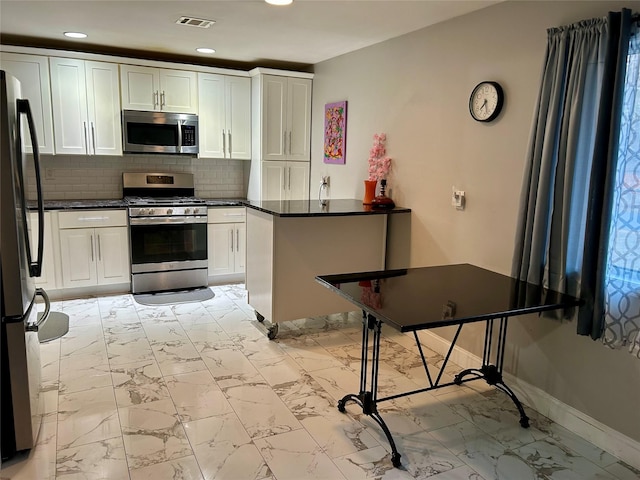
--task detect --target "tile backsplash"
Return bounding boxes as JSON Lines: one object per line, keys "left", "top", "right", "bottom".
{"left": 27, "top": 154, "right": 248, "bottom": 200}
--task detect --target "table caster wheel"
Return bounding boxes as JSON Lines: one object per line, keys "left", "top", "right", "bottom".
{"left": 337, "top": 400, "right": 346, "bottom": 413}
{"left": 256, "top": 312, "right": 265, "bottom": 322}
{"left": 267, "top": 323, "right": 279, "bottom": 340}
{"left": 520, "top": 417, "right": 530, "bottom": 428}
{"left": 391, "top": 452, "right": 401, "bottom": 468}
{"left": 453, "top": 375, "right": 462, "bottom": 385}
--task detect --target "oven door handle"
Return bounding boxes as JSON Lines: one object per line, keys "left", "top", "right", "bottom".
{"left": 129, "top": 215, "right": 208, "bottom": 225}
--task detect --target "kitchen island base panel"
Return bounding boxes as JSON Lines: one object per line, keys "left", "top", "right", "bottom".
{"left": 246, "top": 208, "right": 387, "bottom": 328}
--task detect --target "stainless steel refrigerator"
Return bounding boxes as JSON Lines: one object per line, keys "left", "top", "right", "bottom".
{"left": 1, "top": 70, "right": 51, "bottom": 461}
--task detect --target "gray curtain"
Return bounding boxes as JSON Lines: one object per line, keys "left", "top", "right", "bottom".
{"left": 512, "top": 10, "right": 633, "bottom": 339}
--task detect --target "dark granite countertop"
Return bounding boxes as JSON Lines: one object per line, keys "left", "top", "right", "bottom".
{"left": 31, "top": 199, "right": 127, "bottom": 210}
{"left": 203, "top": 199, "right": 246, "bottom": 207}
{"left": 244, "top": 199, "right": 411, "bottom": 217}
{"left": 29, "top": 198, "right": 247, "bottom": 210}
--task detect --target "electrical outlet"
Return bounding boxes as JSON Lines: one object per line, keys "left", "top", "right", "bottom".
{"left": 451, "top": 187, "right": 465, "bottom": 210}
{"left": 45, "top": 168, "right": 54, "bottom": 180}
{"left": 321, "top": 175, "right": 330, "bottom": 186}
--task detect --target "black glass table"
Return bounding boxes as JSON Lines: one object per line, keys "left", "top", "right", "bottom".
{"left": 315, "top": 263, "right": 581, "bottom": 468}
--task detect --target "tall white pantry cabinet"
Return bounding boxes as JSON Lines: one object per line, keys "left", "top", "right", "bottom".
{"left": 248, "top": 69, "right": 313, "bottom": 201}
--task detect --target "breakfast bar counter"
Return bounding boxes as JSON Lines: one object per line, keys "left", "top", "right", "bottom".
{"left": 244, "top": 199, "right": 410, "bottom": 338}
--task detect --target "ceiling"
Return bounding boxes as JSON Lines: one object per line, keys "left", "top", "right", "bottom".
{"left": 0, "top": 0, "right": 500, "bottom": 71}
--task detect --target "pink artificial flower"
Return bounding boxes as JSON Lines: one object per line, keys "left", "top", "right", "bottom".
{"left": 368, "top": 133, "right": 392, "bottom": 181}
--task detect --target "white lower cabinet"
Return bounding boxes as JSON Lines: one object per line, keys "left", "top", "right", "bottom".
{"left": 28, "top": 211, "right": 57, "bottom": 291}
{"left": 208, "top": 208, "right": 245, "bottom": 278}
{"left": 58, "top": 210, "right": 129, "bottom": 289}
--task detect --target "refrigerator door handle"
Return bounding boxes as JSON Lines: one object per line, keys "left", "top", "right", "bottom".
{"left": 16, "top": 99, "right": 44, "bottom": 278}
{"left": 26, "top": 288, "right": 51, "bottom": 332}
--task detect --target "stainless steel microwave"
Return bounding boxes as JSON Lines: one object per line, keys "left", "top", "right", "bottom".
{"left": 122, "top": 110, "right": 198, "bottom": 155}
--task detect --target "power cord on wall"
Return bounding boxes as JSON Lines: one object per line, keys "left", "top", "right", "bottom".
{"left": 319, "top": 176, "right": 329, "bottom": 206}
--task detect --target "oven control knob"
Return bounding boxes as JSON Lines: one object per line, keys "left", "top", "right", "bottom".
{"left": 185, "top": 208, "right": 191, "bottom": 214}
{"left": 148, "top": 208, "right": 155, "bottom": 215}
{"left": 139, "top": 208, "right": 147, "bottom": 215}
{"left": 167, "top": 209, "right": 173, "bottom": 215}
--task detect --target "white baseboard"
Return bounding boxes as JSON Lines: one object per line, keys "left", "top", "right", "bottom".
{"left": 418, "top": 330, "right": 640, "bottom": 470}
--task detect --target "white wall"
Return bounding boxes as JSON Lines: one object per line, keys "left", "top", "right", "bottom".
{"left": 310, "top": 0, "right": 640, "bottom": 444}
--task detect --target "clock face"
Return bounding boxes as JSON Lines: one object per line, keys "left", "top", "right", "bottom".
{"left": 469, "top": 81, "right": 504, "bottom": 122}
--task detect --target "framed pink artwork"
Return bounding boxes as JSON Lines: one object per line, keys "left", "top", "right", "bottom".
{"left": 324, "top": 101, "right": 347, "bottom": 164}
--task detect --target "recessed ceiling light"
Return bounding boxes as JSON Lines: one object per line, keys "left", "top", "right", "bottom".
{"left": 196, "top": 48, "right": 216, "bottom": 54}
{"left": 64, "top": 32, "right": 87, "bottom": 39}
{"left": 265, "top": 0, "right": 293, "bottom": 5}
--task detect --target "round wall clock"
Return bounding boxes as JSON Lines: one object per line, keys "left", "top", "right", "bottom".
{"left": 469, "top": 81, "right": 504, "bottom": 122}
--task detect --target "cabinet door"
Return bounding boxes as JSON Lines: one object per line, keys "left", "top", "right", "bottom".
{"left": 198, "top": 73, "right": 226, "bottom": 158}
{"left": 286, "top": 77, "right": 312, "bottom": 161}
{"left": 49, "top": 57, "right": 89, "bottom": 155}
{"left": 59, "top": 228, "right": 97, "bottom": 288}
{"left": 28, "top": 212, "right": 56, "bottom": 290}
{"left": 262, "top": 161, "right": 287, "bottom": 201}
{"left": 120, "top": 65, "right": 159, "bottom": 111}
{"left": 0, "top": 53, "right": 55, "bottom": 154}
{"left": 234, "top": 223, "right": 246, "bottom": 273}
{"left": 96, "top": 227, "right": 130, "bottom": 284}
{"left": 159, "top": 69, "right": 197, "bottom": 113}
{"left": 261, "top": 76, "right": 287, "bottom": 161}
{"left": 85, "top": 61, "right": 122, "bottom": 156}
{"left": 226, "top": 76, "right": 251, "bottom": 160}
{"left": 287, "top": 162, "right": 310, "bottom": 200}
{"left": 208, "top": 223, "right": 234, "bottom": 276}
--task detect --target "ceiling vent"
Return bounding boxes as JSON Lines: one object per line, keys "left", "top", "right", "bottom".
{"left": 175, "top": 17, "right": 215, "bottom": 29}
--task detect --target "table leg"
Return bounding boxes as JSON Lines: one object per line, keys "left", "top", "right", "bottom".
{"left": 453, "top": 317, "right": 530, "bottom": 428}
{"left": 337, "top": 312, "right": 402, "bottom": 468}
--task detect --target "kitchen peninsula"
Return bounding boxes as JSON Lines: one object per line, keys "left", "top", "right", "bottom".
{"left": 244, "top": 199, "right": 410, "bottom": 338}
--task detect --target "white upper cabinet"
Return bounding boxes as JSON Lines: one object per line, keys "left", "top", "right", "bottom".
{"left": 120, "top": 65, "right": 197, "bottom": 113}
{"left": 260, "top": 75, "right": 311, "bottom": 162}
{"left": 198, "top": 73, "right": 251, "bottom": 160}
{"left": 261, "top": 160, "right": 309, "bottom": 201}
{"left": 49, "top": 58, "right": 122, "bottom": 155}
{"left": 0, "top": 53, "right": 55, "bottom": 154}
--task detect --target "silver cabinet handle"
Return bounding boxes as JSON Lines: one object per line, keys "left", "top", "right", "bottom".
{"left": 236, "top": 228, "right": 239, "bottom": 252}
{"left": 227, "top": 131, "right": 232, "bottom": 157}
{"left": 222, "top": 130, "right": 226, "bottom": 158}
{"left": 288, "top": 167, "right": 291, "bottom": 190}
{"left": 230, "top": 229, "right": 234, "bottom": 253}
{"left": 161, "top": 91, "right": 166, "bottom": 108}
{"left": 78, "top": 216, "right": 109, "bottom": 222}
{"left": 154, "top": 91, "right": 159, "bottom": 109}
{"left": 97, "top": 234, "right": 102, "bottom": 261}
{"left": 289, "top": 131, "right": 292, "bottom": 155}
{"left": 283, "top": 131, "right": 287, "bottom": 156}
{"left": 90, "top": 234, "right": 94, "bottom": 261}
{"left": 83, "top": 121, "right": 88, "bottom": 153}
{"left": 91, "top": 122, "right": 96, "bottom": 154}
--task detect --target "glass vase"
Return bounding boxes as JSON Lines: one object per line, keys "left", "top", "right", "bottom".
{"left": 363, "top": 179, "right": 377, "bottom": 205}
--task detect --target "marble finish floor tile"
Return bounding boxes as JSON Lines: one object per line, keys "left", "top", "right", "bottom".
{"left": 165, "top": 369, "right": 234, "bottom": 421}
{"left": 55, "top": 437, "right": 129, "bottom": 479}
{"left": 111, "top": 359, "right": 171, "bottom": 407}
{"left": 185, "top": 413, "right": 271, "bottom": 480}
{"left": 129, "top": 455, "right": 203, "bottom": 480}
{"left": 118, "top": 398, "right": 192, "bottom": 470}
{"left": 56, "top": 386, "right": 121, "bottom": 451}
{"left": 7, "top": 285, "right": 636, "bottom": 480}
{"left": 254, "top": 429, "right": 347, "bottom": 480}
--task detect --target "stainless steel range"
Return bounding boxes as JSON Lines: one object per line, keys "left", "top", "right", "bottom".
{"left": 123, "top": 172, "right": 208, "bottom": 294}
